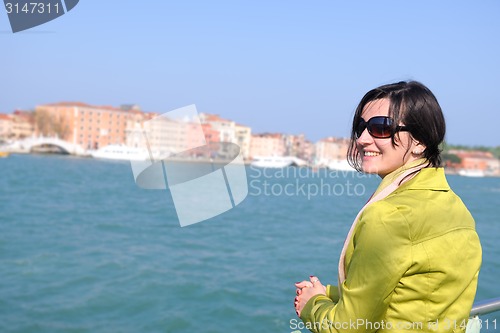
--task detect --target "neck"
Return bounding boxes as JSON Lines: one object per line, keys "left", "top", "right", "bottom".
{"left": 373, "top": 158, "right": 428, "bottom": 197}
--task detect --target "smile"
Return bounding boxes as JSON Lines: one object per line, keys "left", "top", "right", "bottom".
{"left": 364, "top": 151, "right": 381, "bottom": 157}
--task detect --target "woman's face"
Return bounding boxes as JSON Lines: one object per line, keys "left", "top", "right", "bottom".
{"left": 356, "top": 98, "right": 420, "bottom": 178}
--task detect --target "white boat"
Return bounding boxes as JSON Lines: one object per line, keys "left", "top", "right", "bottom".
{"left": 327, "top": 159, "right": 356, "bottom": 172}
{"left": 251, "top": 156, "right": 307, "bottom": 168}
{"left": 90, "top": 145, "right": 150, "bottom": 161}
{"left": 251, "top": 156, "right": 293, "bottom": 168}
{"left": 458, "top": 169, "right": 485, "bottom": 178}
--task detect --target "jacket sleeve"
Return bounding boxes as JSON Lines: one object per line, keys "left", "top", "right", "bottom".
{"left": 325, "top": 285, "right": 339, "bottom": 302}
{"left": 299, "top": 201, "right": 412, "bottom": 333}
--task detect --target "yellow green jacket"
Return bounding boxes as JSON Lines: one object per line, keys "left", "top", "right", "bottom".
{"left": 300, "top": 168, "right": 482, "bottom": 332}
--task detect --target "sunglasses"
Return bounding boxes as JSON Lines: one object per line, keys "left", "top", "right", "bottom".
{"left": 355, "top": 116, "right": 409, "bottom": 139}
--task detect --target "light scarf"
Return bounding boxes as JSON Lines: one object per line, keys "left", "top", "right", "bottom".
{"left": 337, "top": 158, "right": 428, "bottom": 287}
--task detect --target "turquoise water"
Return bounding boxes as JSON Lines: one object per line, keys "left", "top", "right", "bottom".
{"left": 1, "top": 154, "right": 499, "bottom": 332}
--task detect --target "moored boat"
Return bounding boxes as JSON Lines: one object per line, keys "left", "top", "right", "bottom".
{"left": 251, "top": 156, "right": 293, "bottom": 168}
{"left": 90, "top": 145, "right": 149, "bottom": 161}
{"left": 458, "top": 169, "right": 485, "bottom": 177}
{"left": 250, "top": 156, "right": 308, "bottom": 168}
{"left": 327, "top": 159, "right": 356, "bottom": 172}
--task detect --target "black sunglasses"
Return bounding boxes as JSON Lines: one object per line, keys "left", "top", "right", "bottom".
{"left": 355, "top": 116, "right": 409, "bottom": 139}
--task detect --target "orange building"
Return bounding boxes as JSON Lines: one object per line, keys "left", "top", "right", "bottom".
{"left": 200, "top": 123, "right": 220, "bottom": 144}
{"left": 36, "top": 102, "right": 143, "bottom": 150}
{"left": 449, "top": 150, "right": 499, "bottom": 175}
{"left": 249, "top": 133, "right": 286, "bottom": 158}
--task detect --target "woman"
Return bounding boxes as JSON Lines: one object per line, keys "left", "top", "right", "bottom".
{"left": 294, "top": 81, "right": 481, "bottom": 333}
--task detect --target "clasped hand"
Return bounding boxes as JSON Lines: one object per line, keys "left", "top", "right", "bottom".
{"left": 294, "top": 275, "right": 326, "bottom": 317}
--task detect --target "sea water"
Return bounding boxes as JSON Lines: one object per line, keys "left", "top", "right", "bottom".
{"left": 1, "top": 154, "right": 499, "bottom": 332}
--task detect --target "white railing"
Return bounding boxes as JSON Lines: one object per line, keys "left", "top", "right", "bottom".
{"left": 470, "top": 297, "right": 500, "bottom": 316}
{"left": 467, "top": 297, "right": 500, "bottom": 333}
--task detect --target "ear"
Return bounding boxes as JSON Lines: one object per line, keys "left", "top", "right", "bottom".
{"left": 412, "top": 142, "right": 426, "bottom": 155}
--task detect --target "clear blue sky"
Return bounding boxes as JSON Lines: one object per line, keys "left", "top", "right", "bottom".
{"left": 1, "top": 1, "right": 499, "bottom": 146}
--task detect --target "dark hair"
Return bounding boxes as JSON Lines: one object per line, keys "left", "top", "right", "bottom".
{"left": 347, "top": 81, "right": 446, "bottom": 171}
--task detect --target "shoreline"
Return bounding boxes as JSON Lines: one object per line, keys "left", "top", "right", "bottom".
{"left": 3, "top": 151, "right": 499, "bottom": 178}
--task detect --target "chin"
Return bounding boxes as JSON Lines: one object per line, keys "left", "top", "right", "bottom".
{"left": 361, "top": 165, "right": 386, "bottom": 177}
{"left": 361, "top": 162, "right": 378, "bottom": 173}
{"left": 361, "top": 167, "right": 379, "bottom": 175}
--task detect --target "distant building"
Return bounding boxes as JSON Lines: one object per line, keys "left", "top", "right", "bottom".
{"left": 234, "top": 124, "right": 252, "bottom": 160}
{"left": 249, "top": 133, "right": 286, "bottom": 159}
{"left": 125, "top": 111, "right": 216, "bottom": 159}
{"left": 449, "top": 150, "right": 500, "bottom": 176}
{"left": 36, "top": 102, "right": 142, "bottom": 150}
{"left": 201, "top": 123, "right": 220, "bottom": 144}
{"left": 11, "top": 110, "right": 35, "bottom": 140}
{"left": 315, "top": 137, "right": 349, "bottom": 165}
{"left": 302, "top": 139, "right": 315, "bottom": 163}
{"left": 283, "top": 133, "right": 313, "bottom": 161}
{"left": 487, "top": 158, "right": 500, "bottom": 176}
{"left": 199, "top": 113, "right": 236, "bottom": 143}
{"left": 0, "top": 114, "right": 13, "bottom": 140}
{"left": 125, "top": 111, "right": 150, "bottom": 149}
{"left": 198, "top": 113, "right": 252, "bottom": 160}
{"left": 126, "top": 112, "right": 192, "bottom": 157}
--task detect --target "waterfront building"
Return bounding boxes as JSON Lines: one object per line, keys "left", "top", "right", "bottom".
{"left": 283, "top": 133, "right": 313, "bottom": 162}
{"left": 125, "top": 110, "right": 149, "bottom": 149}
{"left": 142, "top": 112, "right": 188, "bottom": 158}
{"left": 0, "top": 114, "right": 13, "bottom": 141}
{"left": 449, "top": 150, "right": 500, "bottom": 176}
{"left": 11, "top": 110, "right": 35, "bottom": 140}
{"left": 301, "top": 139, "right": 315, "bottom": 164}
{"left": 198, "top": 113, "right": 252, "bottom": 160}
{"left": 234, "top": 123, "right": 252, "bottom": 160}
{"left": 200, "top": 123, "right": 220, "bottom": 145}
{"left": 314, "top": 137, "right": 349, "bottom": 166}
{"left": 35, "top": 102, "right": 141, "bottom": 150}
{"left": 249, "top": 133, "right": 286, "bottom": 159}
{"left": 199, "top": 113, "right": 237, "bottom": 143}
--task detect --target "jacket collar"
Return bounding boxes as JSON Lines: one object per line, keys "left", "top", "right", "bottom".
{"left": 397, "top": 167, "right": 450, "bottom": 192}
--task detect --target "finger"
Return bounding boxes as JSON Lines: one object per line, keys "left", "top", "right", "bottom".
{"left": 296, "top": 281, "right": 313, "bottom": 288}
{"left": 295, "top": 281, "right": 309, "bottom": 288}
{"left": 310, "top": 275, "right": 320, "bottom": 285}
{"left": 296, "top": 288, "right": 301, "bottom": 296}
